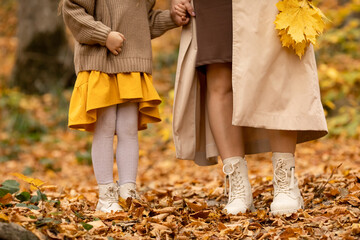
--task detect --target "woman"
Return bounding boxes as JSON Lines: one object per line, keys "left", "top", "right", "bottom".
{"left": 171, "top": 0, "right": 328, "bottom": 215}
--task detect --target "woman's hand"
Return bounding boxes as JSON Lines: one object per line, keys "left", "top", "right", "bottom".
{"left": 106, "top": 31, "right": 126, "bottom": 55}
{"left": 170, "top": 0, "right": 195, "bottom": 26}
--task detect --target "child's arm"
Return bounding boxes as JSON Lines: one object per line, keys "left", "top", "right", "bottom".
{"left": 147, "top": 0, "right": 179, "bottom": 39}
{"left": 62, "top": 0, "right": 111, "bottom": 46}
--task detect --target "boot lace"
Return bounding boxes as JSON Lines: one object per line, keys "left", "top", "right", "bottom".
{"left": 223, "top": 161, "right": 245, "bottom": 202}
{"left": 105, "top": 185, "right": 119, "bottom": 206}
{"left": 128, "top": 189, "right": 140, "bottom": 200}
{"left": 273, "top": 159, "right": 295, "bottom": 195}
{"left": 117, "top": 181, "right": 140, "bottom": 200}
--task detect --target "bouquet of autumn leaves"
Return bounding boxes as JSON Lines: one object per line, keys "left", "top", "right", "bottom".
{"left": 275, "top": 0, "right": 328, "bottom": 59}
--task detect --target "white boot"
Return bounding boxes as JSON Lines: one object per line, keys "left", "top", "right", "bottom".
{"left": 117, "top": 182, "right": 140, "bottom": 200}
{"left": 223, "top": 156, "right": 255, "bottom": 214}
{"left": 96, "top": 183, "right": 123, "bottom": 213}
{"left": 270, "top": 153, "right": 304, "bottom": 216}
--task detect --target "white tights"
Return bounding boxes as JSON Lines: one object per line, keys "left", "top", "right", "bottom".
{"left": 91, "top": 102, "right": 139, "bottom": 185}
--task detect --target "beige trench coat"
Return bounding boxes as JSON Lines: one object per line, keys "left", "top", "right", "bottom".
{"left": 172, "top": 0, "right": 328, "bottom": 166}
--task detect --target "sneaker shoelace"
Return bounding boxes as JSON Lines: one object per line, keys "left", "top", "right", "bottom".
{"left": 273, "top": 159, "right": 295, "bottom": 196}
{"left": 223, "top": 162, "right": 246, "bottom": 202}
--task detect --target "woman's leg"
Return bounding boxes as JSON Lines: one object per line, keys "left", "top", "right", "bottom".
{"left": 91, "top": 105, "right": 117, "bottom": 184}
{"left": 268, "top": 130, "right": 303, "bottom": 215}
{"left": 115, "top": 102, "right": 139, "bottom": 199}
{"left": 206, "top": 63, "right": 253, "bottom": 214}
{"left": 268, "top": 130, "right": 297, "bottom": 154}
{"left": 206, "top": 63, "right": 245, "bottom": 159}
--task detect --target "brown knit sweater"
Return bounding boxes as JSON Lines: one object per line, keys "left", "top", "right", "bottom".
{"left": 62, "top": 0, "right": 178, "bottom": 75}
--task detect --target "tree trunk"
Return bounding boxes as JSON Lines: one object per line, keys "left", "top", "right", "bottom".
{"left": 11, "top": 0, "right": 75, "bottom": 94}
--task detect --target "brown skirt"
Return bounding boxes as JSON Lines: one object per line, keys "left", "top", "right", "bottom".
{"left": 193, "top": 0, "right": 232, "bottom": 67}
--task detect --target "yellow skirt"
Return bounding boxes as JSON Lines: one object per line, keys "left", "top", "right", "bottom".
{"left": 68, "top": 71, "right": 161, "bottom": 132}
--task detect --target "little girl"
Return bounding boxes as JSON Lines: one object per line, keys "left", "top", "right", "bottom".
{"left": 61, "top": 0, "right": 179, "bottom": 212}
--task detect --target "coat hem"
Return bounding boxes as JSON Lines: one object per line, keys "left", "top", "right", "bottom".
{"left": 232, "top": 112, "right": 328, "bottom": 132}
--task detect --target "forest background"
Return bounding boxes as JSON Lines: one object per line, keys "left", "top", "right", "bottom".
{"left": 0, "top": 0, "right": 359, "bottom": 239}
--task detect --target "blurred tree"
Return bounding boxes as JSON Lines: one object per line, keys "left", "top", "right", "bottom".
{"left": 10, "top": 0, "right": 75, "bottom": 94}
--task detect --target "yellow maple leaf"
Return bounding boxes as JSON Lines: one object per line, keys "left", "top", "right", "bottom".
{"left": 274, "top": 0, "right": 327, "bottom": 58}
{"left": 279, "top": 29, "right": 307, "bottom": 58}
{"left": 293, "top": 40, "right": 307, "bottom": 59}
{"left": 279, "top": 29, "right": 294, "bottom": 48}
{"left": 12, "top": 173, "right": 45, "bottom": 191}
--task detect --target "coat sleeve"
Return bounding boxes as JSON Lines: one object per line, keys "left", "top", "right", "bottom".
{"left": 147, "top": 0, "right": 178, "bottom": 39}
{"left": 62, "top": 0, "right": 111, "bottom": 46}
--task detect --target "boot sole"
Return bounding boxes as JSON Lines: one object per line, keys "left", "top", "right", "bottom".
{"left": 271, "top": 208, "right": 300, "bottom": 216}
{"left": 225, "top": 203, "right": 256, "bottom": 215}
{"left": 96, "top": 203, "right": 123, "bottom": 213}
{"left": 271, "top": 201, "right": 304, "bottom": 216}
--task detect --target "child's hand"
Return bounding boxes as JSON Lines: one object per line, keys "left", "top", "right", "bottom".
{"left": 106, "top": 31, "right": 126, "bottom": 55}
{"left": 170, "top": 0, "right": 195, "bottom": 26}
{"left": 174, "top": 4, "right": 189, "bottom": 24}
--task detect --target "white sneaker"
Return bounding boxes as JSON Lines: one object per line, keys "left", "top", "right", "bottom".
{"left": 117, "top": 182, "right": 140, "bottom": 200}
{"left": 270, "top": 153, "right": 304, "bottom": 216}
{"left": 96, "top": 183, "right": 123, "bottom": 213}
{"left": 223, "top": 157, "right": 255, "bottom": 214}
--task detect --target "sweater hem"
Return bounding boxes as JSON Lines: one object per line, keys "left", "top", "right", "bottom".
{"left": 75, "top": 56, "right": 153, "bottom": 75}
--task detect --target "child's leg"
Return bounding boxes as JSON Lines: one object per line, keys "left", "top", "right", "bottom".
{"left": 91, "top": 105, "right": 117, "bottom": 184}
{"left": 92, "top": 106, "right": 123, "bottom": 212}
{"left": 115, "top": 102, "right": 139, "bottom": 185}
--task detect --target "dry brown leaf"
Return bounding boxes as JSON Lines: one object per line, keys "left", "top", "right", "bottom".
{"left": 0, "top": 193, "right": 12, "bottom": 204}
{"left": 59, "top": 223, "right": 78, "bottom": 233}
{"left": 153, "top": 207, "right": 176, "bottom": 214}
{"left": 150, "top": 222, "right": 172, "bottom": 235}
{"left": 87, "top": 220, "right": 106, "bottom": 229}
{"left": 279, "top": 227, "right": 303, "bottom": 238}
{"left": 220, "top": 226, "right": 241, "bottom": 237}
{"left": 9, "top": 213, "right": 37, "bottom": 223}
{"left": 340, "top": 195, "right": 360, "bottom": 207}
{"left": 92, "top": 211, "right": 129, "bottom": 221}
{"left": 185, "top": 221, "right": 208, "bottom": 229}
{"left": 151, "top": 213, "right": 169, "bottom": 221}
{"left": 190, "top": 210, "right": 211, "bottom": 219}
{"left": 351, "top": 223, "right": 360, "bottom": 235}
{"left": 185, "top": 199, "right": 207, "bottom": 212}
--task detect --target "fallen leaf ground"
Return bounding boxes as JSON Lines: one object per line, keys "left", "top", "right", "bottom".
{"left": 0, "top": 91, "right": 359, "bottom": 239}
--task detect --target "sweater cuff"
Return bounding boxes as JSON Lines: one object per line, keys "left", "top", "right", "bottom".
{"left": 157, "top": 10, "right": 179, "bottom": 31}
{"left": 92, "top": 22, "right": 112, "bottom": 46}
